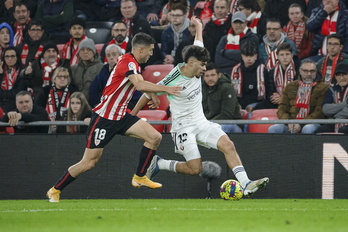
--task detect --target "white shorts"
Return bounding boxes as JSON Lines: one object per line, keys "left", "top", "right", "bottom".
{"left": 171, "top": 121, "right": 226, "bottom": 161}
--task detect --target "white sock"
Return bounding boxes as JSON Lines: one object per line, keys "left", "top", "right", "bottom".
{"left": 158, "top": 159, "right": 178, "bottom": 173}
{"left": 232, "top": 166, "right": 250, "bottom": 188}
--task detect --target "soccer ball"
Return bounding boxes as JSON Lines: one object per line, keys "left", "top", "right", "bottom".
{"left": 219, "top": 179, "right": 243, "bottom": 200}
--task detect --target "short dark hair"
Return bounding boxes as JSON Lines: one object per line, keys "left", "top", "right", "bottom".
{"left": 240, "top": 42, "right": 258, "bottom": 56}
{"left": 112, "top": 20, "right": 128, "bottom": 29}
{"left": 14, "top": 2, "right": 29, "bottom": 11}
{"left": 206, "top": 62, "right": 220, "bottom": 73}
{"left": 276, "top": 42, "right": 293, "bottom": 54}
{"left": 182, "top": 45, "right": 210, "bottom": 63}
{"left": 266, "top": 18, "right": 281, "bottom": 27}
{"left": 237, "top": 0, "right": 261, "bottom": 12}
{"left": 327, "top": 33, "right": 344, "bottom": 45}
{"left": 131, "top": 32, "right": 155, "bottom": 47}
{"left": 300, "top": 58, "right": 317, "bottom": 69}
{"left": 169, "top": 3, "right": 187, "bottom": 15}
{"left": 28, "top": 19, "right": 44, "bottom": 30}
{"left": 69, "top": 17, "right": 86, "bottom": 29}
{"left": 16, "top": 91, "right": 32, "bottom": 99}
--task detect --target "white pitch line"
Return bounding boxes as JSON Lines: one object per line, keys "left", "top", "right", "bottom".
{"left": 2, "top": 208, "right": 348, "bottom": 213}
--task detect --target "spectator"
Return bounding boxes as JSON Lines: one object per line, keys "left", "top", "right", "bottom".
{"left": 160, "top": 0, "right": 191, "bottom": 26}
{"left": 36, "top": 67, "right": 75, "bottom": 133}
{"left": 283, "top": 3, "right": 313, "bottom": 59}
{"left": 66, "top": 91, "right": 92, "bottom": 134}
{"left": 71, "top": 38, "right": 103, "bottom": 101}
{"left": 215, "top": 11, "right": 259, "bottom": 74}
{"left": 202, "top": 62, "right": 243, "bottom": 133}
{"left": 89, "top": 44, "right": 123, "bottom": 107}
{"left": 317, "top": 63, "right": 348, "bottom": 133}
{"left": 268, "top": 59, "right": 328, "bottom": 134}
{"left": 237, "top": 0, "right": 265, "bottom": 36}
{"left": 258, "top": 18, "right": 297, "bottom": 70}
{"left": 231, "top": 42, "right": 267, "bottom": 112}
{"left": 0, "top": 90, "right": 49, "bottom": 133}
{"left": 204, "top": 0, "right": 231, "bottom": 62}
{"left": 62, "top": 17, "right": 88, "bottom": 66}
{"left": 120, "top": 0, "right": 152, "bottom": 37}
{"left": 101, "top": 21, "right": 131, "bottom": 63}
{"left": 0, "top": 46, "right": 27, "bottom": 113}
{"left": 255, "top": 42, "right": 300, "bottom": 110}
{"left": 161, "top": 3, "right": 190, "bottom": 65}
{"left": 136, "top": 0, "right": 165, "bottom": 26}
{"left": 12, "top": 2, "right": 32, "bottom": 46}
{"left": 35, "top": 0, "right": 74, "bottom": 44}
{"left": 263, "top": 0, "right": 307, "bottom": 28}
{"left": 306, "top": 0, "right": 348, "bottom": 61}
{"left": 20, "top": 42, "right": 70, "bottom": 103}
{"left": 16, "top": 20, "right": 50, "bottom": 66}
{"left": 317, "top": 33, "right": 348, "bottom": 86}
{"left": 0, "top": 0, "right": 37, "bottom": 25}
{"left": 0, "top": 22, "right": 14, "bottom": 58}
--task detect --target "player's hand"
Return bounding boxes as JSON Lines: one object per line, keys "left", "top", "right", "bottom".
{"left": 190, "top": 16, "right": 202, "bottom": 29}
{"left": 147, "top": 93, "right": 160, "bottom": 108}
{"left": 165, "top": 86, "right": 182, "bottom": 96}
{"left": 25, "top": 62, "right": 33, "bottom": 75}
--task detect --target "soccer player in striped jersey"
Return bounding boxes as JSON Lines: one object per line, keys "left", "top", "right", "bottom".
{"left": 133, "top": 16, "right": 269, "bottom": 197}
{"left": 46, "top": 32, "right": 182, "bottom": 202}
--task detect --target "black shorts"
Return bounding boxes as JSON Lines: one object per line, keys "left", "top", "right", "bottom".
{"left": 86, "top": 112, "right": 140, "bottom": 149}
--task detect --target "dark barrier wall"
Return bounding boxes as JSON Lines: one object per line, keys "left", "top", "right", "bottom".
{"left": 0, "top": 134, "right": 348, "bottom": 199}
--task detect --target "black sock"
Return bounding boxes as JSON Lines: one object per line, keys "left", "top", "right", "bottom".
{"left": 54, "top": 171, "right": 76, "bottom": 191}
{"left": 136, "top": 146, "right": 156, "bottom": 177}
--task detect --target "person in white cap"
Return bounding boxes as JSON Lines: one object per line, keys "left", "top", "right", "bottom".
{"left": 215, "top": 11, "right": 259, "bottom": 74}
{"left": 71, "top": 38, "right": 103, "bottom": 100}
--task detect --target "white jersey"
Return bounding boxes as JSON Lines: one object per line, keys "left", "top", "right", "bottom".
{"left": 158, "top": 63, "right": 208, "bottom": 131}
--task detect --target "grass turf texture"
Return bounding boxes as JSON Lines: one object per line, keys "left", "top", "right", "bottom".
{"left": 1, "top": 199, "right": 347, "bottom": 232}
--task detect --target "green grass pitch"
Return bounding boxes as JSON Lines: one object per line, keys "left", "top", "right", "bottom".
{"left": 1, "top": 199, "right": 348, "bottom": 232}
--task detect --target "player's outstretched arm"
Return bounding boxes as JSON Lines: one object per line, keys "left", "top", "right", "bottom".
{"left": 191, "top": 16, "right": 203, "bottom": 46}
{"left": 130, "top": 93, "right": 160, "bottom": 116}
{"left": 129, "top": 74, "right": 181, "bottom": 95}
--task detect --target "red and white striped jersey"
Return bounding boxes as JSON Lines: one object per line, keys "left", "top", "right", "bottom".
{"left": 93, "top": 53, "right": 141, "bottom": 120}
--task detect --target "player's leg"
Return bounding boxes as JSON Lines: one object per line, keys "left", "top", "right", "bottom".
{"left": 125, "top": 118, "right": 163, "bottom": 188}
{"left": 46, "top": 148, "right": 104, "bottom": 202}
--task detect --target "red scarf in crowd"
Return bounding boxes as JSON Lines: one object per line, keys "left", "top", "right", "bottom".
{"left": 104, "top": 37, "right": 129, "bottom": 62}
{"left": 295, "top": 81, "right": 317, "bottom": 119}
{"left": 1, "top": 67, "right": 19, "bottom": 90}
{"left": 13, "top": 18, "right": 31, "bottom": 46}
{"left": 62, "top": 35, "right": 87, "bottom": 66}
{"left": 21, "top": 44, "right": 43, "bottom": 65}
{"left": 229, "top": 0, "right": 238, "bottom": 14}
{"left": 319, "top": 7, "right": 339, "bottom": 56}
{"left": 320, "top": 53, "right": 344, "bottom": 86}
{"left": 274, "top": 60, "right": 296, "bottom": 95}
{"left": 231, "top": 63, "right": 266, "bottom": 99}
{"left": 246, "top": 11, "right": 261, "bottom": 34}
{"left": 224, "top": 27, "right": 247, "bottom": 50}
{"left": 46, "top": 85, "right": 70, "bottom": 121}
{"left": 122, "top": 18, "right": 133, "bottom": 37}
{"left": 40, "top": 57, "right": 60, "bottom": 87}
{"left": 284, "top": 21, "right": 305, "bottom": 53}
{"left": 211, "top": 14, "right": 229, "bottom": 26}
{"left": 265, "top": 38, "right": 284, "bottom": 70}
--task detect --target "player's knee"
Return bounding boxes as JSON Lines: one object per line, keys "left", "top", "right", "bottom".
{"left": 85, "top": 159, "right": 98, "bottom": 171}
{"left": 149, "top": 131, "right": 162, "bottom": 146}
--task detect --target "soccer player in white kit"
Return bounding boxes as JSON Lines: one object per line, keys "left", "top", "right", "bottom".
{"left": 132, "top": 16, "right": 269, "bottom": 197}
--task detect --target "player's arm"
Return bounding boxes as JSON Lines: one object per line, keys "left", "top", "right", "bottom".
{"left": 130, "top": 93, "right": 160, "bottom": 116}
{"left": 191, "top": 16, "right": 203, "bottom": 47}
{"left": 128, "top": 73, "right": 181, "bottom": 96}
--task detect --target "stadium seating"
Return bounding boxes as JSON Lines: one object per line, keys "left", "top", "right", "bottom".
{"left": 85, "top": 21, "right": 113, "bottom": 44}
{"left": 248, "top": 109, "right": 278, "bottom": 133}
{"left": 142, "top": 64, "right": 174, "bottom": 84}
{"left": 95, "top": 44, "right": 104, "bottom": 54}
{"left": 137, "top": 110, "right": 168, "bottom": 133}
{"left": 0, "top": 107, "right": 14, "bottom": 134}
{"left": 240, "top": 109, "right": 248, "bottom": 120}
